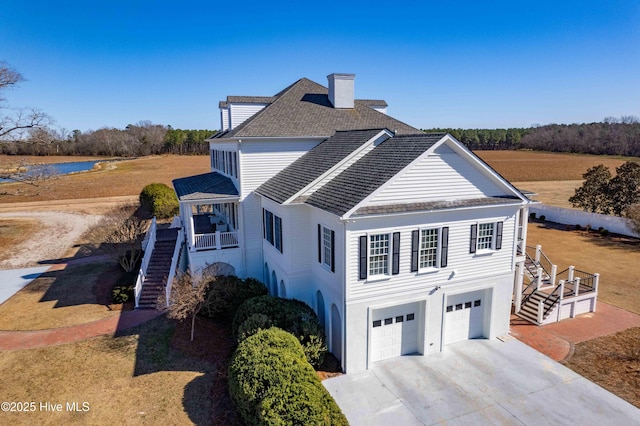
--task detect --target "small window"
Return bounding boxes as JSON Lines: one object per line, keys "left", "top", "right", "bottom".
{"left": 384, "top": 318, "right": 393, "bottom": 325}
{"left": 407, "top": 313, "right": 415, "bottom": 321}
{"left": 446, "top": 306, "right": 453, "bottom": 313}
{"left": 455, "top": 304, "right": 463, "bottom": 310}
{"left": 474, "top": 300, "right": 481, "bottom": 307}
{"left": 465, "top": 301, "right": 472, "bottom": 309}
{"left": 396, "top": 316, "right": 404, "bottom": 323}
{"left": 373, "top": 320, "right": 381, "bottom": 327}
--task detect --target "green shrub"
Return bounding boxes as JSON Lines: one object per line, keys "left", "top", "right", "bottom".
{"left": 111, "top": 269, "right": 137, "bottom": 303}
{"left": 112, "top": 283, "right": 135, "bottom": 303}
{"left": 139, "top": 183, "right": 179, "bottom": 219}
{"left": 228, "top": 328, "right": 347, "bottom": 426}
{"left": 200, "top": 276, "right": 268, "bottom": 322}
{"left": 539, "top": 215, "right": 546, "bottom": 222}
{"left": 575, "top": 224, "right": 582, "bottom": 230}
{"left": 233, "top": 296, "right": 327, "bottom": 368}
{"left": 600, "top": 228, "right": 609, "bottom": 236}
{"left": 529, "top": 212, "right": 536, "bottom": 221}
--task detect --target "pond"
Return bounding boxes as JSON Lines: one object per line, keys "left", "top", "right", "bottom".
{"left": 0, "top": 160, "right": 103, "bottom": 183}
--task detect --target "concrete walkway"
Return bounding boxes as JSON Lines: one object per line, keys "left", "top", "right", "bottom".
{"left": 324, "top": 338, "right": 640, "bottom": 425}
{"left": 0, "top": 266, "right": 50, "bottom": 304}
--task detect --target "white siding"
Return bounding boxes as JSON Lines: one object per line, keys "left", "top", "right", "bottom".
{"left": 229, "top": 103, "right": 268, "bottom": 129}
{"left": 367, "top": 144, "right": 507, "bottom": 206}
{"left": 239, "top": 139, "right": 321, "bottom": 197}
{"left": 220, "top": 107, "right": 230, "bottom": 131}
{"left": 345, "top": 206, "right": 518, "bottom": 301}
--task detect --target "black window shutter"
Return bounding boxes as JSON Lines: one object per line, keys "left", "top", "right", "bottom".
{"left": 441, "top": 227, "right": 449, "bottom": 268}
{"left": 317, "top": 224, "right": 322, "bottom": 263}
{"left": 330, "top": 230, "right": 335, "bottom": 273}
{"left": 411, "top": 230, "right": 419, "bottom": 272}
{"left": 392, "top": 232, "right": 400, "bottom": 275}
{"left": 359, "top": 235, "right": 367, "bottom": 280}
{"left": 470, "top": 224, "right": 478, "bottom": 254}
{"left": 277, "top": 216, "right": 283, "bottom": 253}
{"left": 496, "top": 221, "right": 503, "bottom": 250}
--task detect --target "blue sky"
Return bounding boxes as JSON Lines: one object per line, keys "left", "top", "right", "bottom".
{"left": 1, "top": 0, "right": 639, "bottom": 132}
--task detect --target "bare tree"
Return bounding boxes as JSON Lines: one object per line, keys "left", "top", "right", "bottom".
{"left": 158, "top": 270, "right": 211, "bottom": 341}
{"left": 0, "top": 61, "right": 53, "bottom": 140}
{"left": 625, "top": 203, "right": 640, "bottom": 238}
{"left": 86, "top": 208, "right": 148, "bottom": 271}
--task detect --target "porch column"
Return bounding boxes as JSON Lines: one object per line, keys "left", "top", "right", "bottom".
{"left": 515, "top": 262, "right": 524, "bottom": 313}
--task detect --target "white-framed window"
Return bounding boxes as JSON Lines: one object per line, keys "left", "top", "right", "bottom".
{"left": 263, "top": 208, "right": 283, "bottom": 253}
{"left": 318, "top": 224, "right": 335, "bottom": 273}
{"left": 470, "top": 222, "right": 503, "bottom": 254}
{"left": 419, "top": 228, "right": 439, "bottom": 269}
{"left": 411, "top": 227, "right": 449, "bottom": 272}
{"left": 359, "top": 232, "right": 400, "bottom": 280}
{"left": 477, "top": 223, "right": 494, "bottom": 251}
{"left": 368, "top": 233, "right": 390, "bottom": 277}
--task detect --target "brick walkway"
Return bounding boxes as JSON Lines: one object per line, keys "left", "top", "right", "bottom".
{"left": 510, "top": 301, "right": 640, "bottom": 361}
{"left": 0, "top": 309, "right": 163, "bottom": 350}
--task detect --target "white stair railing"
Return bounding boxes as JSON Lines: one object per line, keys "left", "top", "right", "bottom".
{"left": 135, "top": 217, "right": 157, "bottom": 309}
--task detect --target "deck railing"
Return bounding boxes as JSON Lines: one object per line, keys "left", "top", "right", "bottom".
{"left": 135, "top": 217, "right": 156, "bottom": 309}
{"left": 193, "top": 230, "right": 239, "bottom": 250}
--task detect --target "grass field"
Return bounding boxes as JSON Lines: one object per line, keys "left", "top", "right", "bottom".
{"left": 0, "top": 218, "right": 39, "bottom": 261}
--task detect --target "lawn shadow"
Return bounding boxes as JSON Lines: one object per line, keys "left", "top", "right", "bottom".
{"left": 113, "top": 314, "right": 240, "bottom": 425}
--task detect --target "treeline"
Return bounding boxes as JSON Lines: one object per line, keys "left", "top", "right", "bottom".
{"left": 425, "top": 116, "right": 640, "bottom": 156}
{"left": 423, "top": 127, "right": 529, "bottom": 150}
{"left": 0, "top": 121, "right": 215, "bottom": 157}
{"left": 519, "top": 118, "right": 640, "bottom": 157}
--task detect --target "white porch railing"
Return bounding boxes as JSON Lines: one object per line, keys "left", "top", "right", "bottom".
{"left": 164, "top": 227, "right": 184, "bottom": 307}
{"left": 135, "top": 217, "right": 156, "bottom": 309}
{"left": 193, "top": 230, "right": 239, "bottom": 250}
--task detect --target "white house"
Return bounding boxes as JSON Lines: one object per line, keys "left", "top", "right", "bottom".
{"left": 171, "top": 74, "right": 534, "bottom": 373}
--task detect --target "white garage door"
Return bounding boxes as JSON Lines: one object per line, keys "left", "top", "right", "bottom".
{"left": 444, "top": 292, "right": 485, "bottom": 345}
{"left": 371, "top": 303, "right": 420, "bottom": 363}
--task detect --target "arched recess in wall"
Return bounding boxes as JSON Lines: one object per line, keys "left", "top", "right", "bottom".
{"left": 331, "top": 304, "right": 342, "bottom": 363}
{"left": 271, "top": 271, "right": 278, "bottom": 297}
{"left": 316, "top": 290, "right": 326, "bottom": 328}
{"left": 279, "top": 280, "right": 286, "bottom": 298}
{"left": 203, "top": 262, "right": 236, "bottom": 277}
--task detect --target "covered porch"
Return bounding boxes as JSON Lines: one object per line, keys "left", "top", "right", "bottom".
{"left": 173, "top": 172, "right": 241, "bottom": 252}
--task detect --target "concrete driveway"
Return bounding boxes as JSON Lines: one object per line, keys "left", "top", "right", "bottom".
{"left": 0, "top": 266, "right": 50, "bottom": 304}
{"left": 323, "top": 338, "right": 639, "bottom": 425}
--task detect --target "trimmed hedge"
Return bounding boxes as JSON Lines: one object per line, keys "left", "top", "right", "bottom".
{"left": 200, "top": 276, "right": 268, "bottom": 322}
{"left": 233, "top": 295, "right": 327, "bottom": 368}
{"left": 228, "top": 328, "right": 348, "bottom": 426}
{"left": 139, "top": 183, "right": 179, "bottom": 219}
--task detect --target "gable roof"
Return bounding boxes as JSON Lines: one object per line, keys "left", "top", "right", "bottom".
{"left": 305, "top": 133, "right": 445, "bottom": 216}
{"left": 256, "top": 129, "right": 387, "bottom": 204}
{"left": 173, "top": 172, "right": 238, "bottom": 201}
{"left": 214, "top": 78, "right": 419, "bottom": 138}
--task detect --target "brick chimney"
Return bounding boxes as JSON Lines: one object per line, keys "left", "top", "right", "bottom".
{"left": 327, "top": 73, "right": 355, "bottom": 109}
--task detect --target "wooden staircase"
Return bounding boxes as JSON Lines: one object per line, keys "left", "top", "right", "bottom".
{"left": 517, "top": 290, "right": 556, "bottom": 324}
{"left": 137, "top": 228, "right": 178, "bottom": 309}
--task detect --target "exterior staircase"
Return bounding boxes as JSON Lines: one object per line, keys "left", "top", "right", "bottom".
{"left": 518, "top": 290, "right": 556, "bottom": 324}
{"left": 137, "top": 228, "right": 178, "bottom": 309}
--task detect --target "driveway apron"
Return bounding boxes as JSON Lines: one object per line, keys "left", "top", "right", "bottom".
{"left": 323, "top": 338, "right": 639, "bottom": 425}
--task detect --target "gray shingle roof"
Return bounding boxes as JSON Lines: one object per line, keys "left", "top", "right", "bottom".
{"left": 173, "top": 172, "right": 239, "bottom": 201}
{"left": 305, "top": 133, "right": 444, "bottom": 216}
{"left": 352, "top": 196, "right": 522, "bottom": 217}
{"left": 256, "top": 129, "right": 386, "bottom": 203}
{"left": 214, "top": 78, "right": 419, "bottom": 138}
